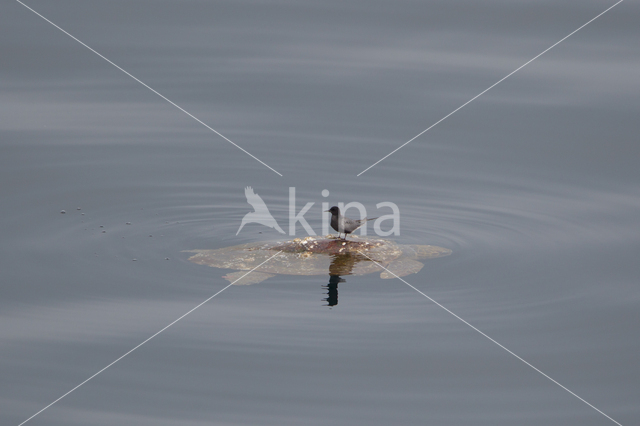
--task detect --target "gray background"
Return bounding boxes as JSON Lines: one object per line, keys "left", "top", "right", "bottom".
{"left": 1, "top": 1, "right": 638, "bottom": 425}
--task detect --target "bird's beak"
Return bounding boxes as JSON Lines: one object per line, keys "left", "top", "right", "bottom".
{"left": 324, "top": 210, "right": 330, "bottom": 212}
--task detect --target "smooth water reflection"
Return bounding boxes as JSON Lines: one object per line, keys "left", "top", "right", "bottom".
{"left": 2, "top": 1, "right": 639, "bottom": 425}
{"left": 325, "top": 254, "right": 356, "bottom": 307}
{"left": 323, "top": 274, "right": 343, "bottom": 307}
{"left": 187, "top": 237, "right": 451, "bottom": 307}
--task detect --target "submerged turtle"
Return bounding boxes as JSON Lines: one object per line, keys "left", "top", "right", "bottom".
{"left": 185, "top": 235, "right": 451, "bottom": 285}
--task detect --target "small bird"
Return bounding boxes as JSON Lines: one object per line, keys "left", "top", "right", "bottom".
{"left": 325, "top": 206, "right": 376, "bottom": 240}
{"left": 236, "top": 187, "right": 285, "bottom": 235}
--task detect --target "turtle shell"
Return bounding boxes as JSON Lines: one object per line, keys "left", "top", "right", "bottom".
{"left": 185, "top": 235, "right": 451, "bottom": 284}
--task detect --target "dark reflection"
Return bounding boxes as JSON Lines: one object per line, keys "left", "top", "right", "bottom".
{"left": 322, "top": 254, "right": 361, "bottom": 308}
{"left": 322, "top": 275, "right": 343, "bottom": 307}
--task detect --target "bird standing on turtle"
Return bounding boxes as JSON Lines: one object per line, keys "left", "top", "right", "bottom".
{"left": 325, "top": 206, "right": 376, "bottom": 240}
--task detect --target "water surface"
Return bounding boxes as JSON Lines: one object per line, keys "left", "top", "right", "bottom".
{"left": 1, "top": 1, "right": 639, "bottom": 425}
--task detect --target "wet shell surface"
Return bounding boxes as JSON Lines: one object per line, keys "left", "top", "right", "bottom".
{"left": 185, "top": 235, "right": 451, "bottom": 284}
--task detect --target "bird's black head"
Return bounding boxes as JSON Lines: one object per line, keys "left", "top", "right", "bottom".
{"left": 325, "top": 206, "right": 340, "bottom": 215}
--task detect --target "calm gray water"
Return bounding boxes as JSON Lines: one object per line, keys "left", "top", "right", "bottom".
{"left": 2, "top": 1, "right": 639, "bottom": 425}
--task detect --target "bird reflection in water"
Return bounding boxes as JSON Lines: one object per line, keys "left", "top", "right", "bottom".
{"left": 322, "top": 254, "right": 362, "bottom": 307}
{"left": 323, "top": 275, "right": 343, "bottom": 307}
{"left": 187, "top": 235, "right": 452, "bottom": 307}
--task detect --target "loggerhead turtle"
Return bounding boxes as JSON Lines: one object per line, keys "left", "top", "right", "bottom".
{"left": 185, "top": 235, "right": 451, "bottom": 285}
